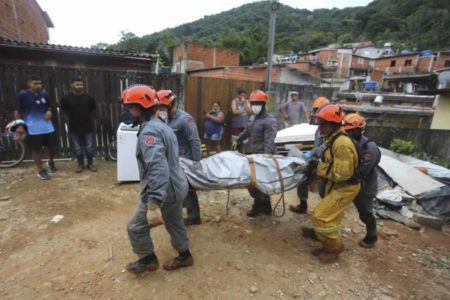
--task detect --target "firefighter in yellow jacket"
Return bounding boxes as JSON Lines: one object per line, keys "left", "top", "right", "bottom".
{"left": 303, "top": 104, "right": 361, "bottom": 263}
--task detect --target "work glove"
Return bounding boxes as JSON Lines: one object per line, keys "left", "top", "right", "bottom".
{"left": 231, "top": 140, "right": 239, "bottom": 151}
{"left": 147, "top": 201, "right": 164, "bottom": 228}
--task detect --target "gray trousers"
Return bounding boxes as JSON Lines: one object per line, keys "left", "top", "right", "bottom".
{"left": 127, "top": 200, "right": 190, "bottom": 258}
{"left": 353, "top": 191, "right": 377, "bottom": 238}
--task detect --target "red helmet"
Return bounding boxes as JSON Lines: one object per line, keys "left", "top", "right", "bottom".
{"left": 157, "top": 89, "right": 176, "bottom": 106}
{"left": 315, "top": 104, "right": 344, "bottom": 124}
{"left": 343, "top": 113, "right": 366, "bottom": 130}
{"left": 122, "top": 85, "right": 158, "bottom": 109}
{"left": 312, "top": 97, "right": 330, "bottom": 109}
{"left": 249, "top": 90, "right": 268, "bottom": 104}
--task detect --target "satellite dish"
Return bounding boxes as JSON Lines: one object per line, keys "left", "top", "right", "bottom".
{"left": 438, "top": 71, "right": 450, "bottom": 87}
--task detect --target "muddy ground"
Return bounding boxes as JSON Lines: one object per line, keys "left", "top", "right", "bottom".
{"left": 0, "top": 161, "right": 449, "bottom": 300}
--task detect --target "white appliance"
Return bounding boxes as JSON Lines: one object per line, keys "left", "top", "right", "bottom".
{"left": 117, "top": 122, "right": 140, "bottom": 182}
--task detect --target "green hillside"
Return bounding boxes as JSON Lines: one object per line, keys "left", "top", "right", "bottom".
{"left": 106, "top": 0, "right": 450, "bottom": 66}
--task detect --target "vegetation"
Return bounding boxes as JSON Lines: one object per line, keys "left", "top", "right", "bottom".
{"left": 390, "top": 138, "right": 415, "bottom": 154}
{"left": 102, "top": 0, "right": 450, "bottom": 65}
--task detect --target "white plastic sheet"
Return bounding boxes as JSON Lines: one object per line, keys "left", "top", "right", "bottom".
{"left": 180, "top": 151, "right": 307, "bottom": 195}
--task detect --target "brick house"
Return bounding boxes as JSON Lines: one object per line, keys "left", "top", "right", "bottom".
{"left": 0, "top": 0, "right": 53, "bottom": 43}
{"left": 187, "top": 64, "right": 324, "bottom": 86}
{"left": 172, "top": 42, "right": 240, "bottom": 73}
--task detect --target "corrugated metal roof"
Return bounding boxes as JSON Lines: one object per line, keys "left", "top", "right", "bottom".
{"left": 0, "top": 37, "right": 156, "bottom": 60}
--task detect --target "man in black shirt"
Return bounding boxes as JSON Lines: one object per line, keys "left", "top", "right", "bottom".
{"left": 60, "top": 77, "right": 97, "bottom": 172}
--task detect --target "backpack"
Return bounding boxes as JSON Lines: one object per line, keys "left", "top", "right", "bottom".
{"left": 324, "top": 131, "right": 378, "bottom": 185}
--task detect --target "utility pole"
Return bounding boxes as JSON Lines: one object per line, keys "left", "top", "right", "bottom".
{"left": 265, "top": 0, "right": 279, "bottom": 92}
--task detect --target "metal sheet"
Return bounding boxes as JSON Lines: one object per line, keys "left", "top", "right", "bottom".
{"left": 378, "top": 148, "right": 444, "bottom": 196}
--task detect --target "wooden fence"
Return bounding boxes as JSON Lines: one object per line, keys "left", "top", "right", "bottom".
{"left": 184, "top": 76, "right": 336, "bottom": 149}
{"left": 0, "top": 63, "right": 183, "bottom": 159}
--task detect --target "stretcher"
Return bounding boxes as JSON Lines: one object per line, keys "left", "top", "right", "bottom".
{"left": 179, "top": 150, "right": 308, "bottom": 216}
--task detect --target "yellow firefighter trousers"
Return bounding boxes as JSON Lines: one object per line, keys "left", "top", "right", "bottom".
{"left": 313, "top": 182, "right": 361, "bottom": 245}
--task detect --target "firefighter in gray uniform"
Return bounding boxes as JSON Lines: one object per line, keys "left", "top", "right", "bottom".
{"left": 157, "top": 89, "right": 203, "bottom": 226}
{"left": 232, "top": 90, "right": 278, "bottom": 217}
{"left": 343, "top": 113, "right": 381, "bottom": 248}
{"left": 290, "top": 97, "right": 330, "bottom": 214}
{"left": 123, "top": 85, "right": 194, "bottom": 273}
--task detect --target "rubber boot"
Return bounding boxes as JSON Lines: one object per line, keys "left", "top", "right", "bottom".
{"left": 317, "top": 239, "right": 345, "bottom": 264}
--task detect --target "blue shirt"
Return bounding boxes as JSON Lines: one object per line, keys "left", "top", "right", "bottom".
{"left": 16, "top": 90, "right": 54, "bottom": 135}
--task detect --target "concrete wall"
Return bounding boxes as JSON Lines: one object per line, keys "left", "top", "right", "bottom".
{"left": 0, "top": 0, "right": 49, "bottom": 43}
{"left": 431, "top": 95, "right": 450, "bottom": 130}
{"left": 365, "top": 126, "right": 450, "bottom": 160}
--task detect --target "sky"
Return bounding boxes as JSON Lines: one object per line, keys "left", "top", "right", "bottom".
{"left": 37, "top": 0, "right": 373, "bottom": 47}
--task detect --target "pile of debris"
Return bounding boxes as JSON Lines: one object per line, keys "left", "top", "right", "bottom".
{"left": 374, "top": 148, "right": 450, "bottom": 231}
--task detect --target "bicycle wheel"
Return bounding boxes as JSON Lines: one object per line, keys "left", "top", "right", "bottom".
{"left": 107, "top": 140, "right": 117, "bottom": 161}
{"left": 0, "top": 135, "right": 26, "bottom": 168}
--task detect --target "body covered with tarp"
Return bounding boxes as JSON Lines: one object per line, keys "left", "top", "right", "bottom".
{"left": 179, "top": 151, "right": 307, "bottom": 195}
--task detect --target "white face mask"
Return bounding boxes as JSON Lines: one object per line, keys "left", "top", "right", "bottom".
{"left": 159, "top": 111, "right": 168, "bottom": 122}
{"left": 252, "top": 105, "right": 262, "bottom": 115}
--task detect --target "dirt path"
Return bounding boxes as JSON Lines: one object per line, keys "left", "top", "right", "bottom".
{"left": 0, "top": 162, "right": 449, "bottom": 299}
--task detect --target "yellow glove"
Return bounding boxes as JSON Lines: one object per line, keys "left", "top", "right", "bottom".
{"left": 147, "top": 202, "right": 163, "bottom": 228}
{"left": 231, "top": 140, "right": 239, "bottom": 151}
{"left": 147, "top": 202, "right": 160, "bottom": 211}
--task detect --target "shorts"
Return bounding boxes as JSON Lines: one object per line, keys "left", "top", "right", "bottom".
{"left": 27, "top": 132, "right": 58, "bottom": 152}
{"left": 204, "top": 129, "right": 223, "bottom": 141}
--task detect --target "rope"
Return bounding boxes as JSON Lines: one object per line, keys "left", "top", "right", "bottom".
{"left": 226, "top": 189, "right": 230, "bottom": 216}
{"left": 270, "top": 155, "right": 286, "bottom": 218}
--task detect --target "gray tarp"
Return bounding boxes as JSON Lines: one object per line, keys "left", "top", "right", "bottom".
{"left": 180, "top": 151, "right": 307, "bottom": 195}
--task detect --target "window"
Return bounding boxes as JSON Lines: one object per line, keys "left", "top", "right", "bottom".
{"left": 445, "top": 60, "right": 450, "bottom": 67}
{"left": 390, "top": 60, "right": 396, "bottom": 67}
{"left": 357, "top": 57, "right": 364, "bottom": 65}
{"left": 404, "top": 59, "right": 412, "bottom": 66}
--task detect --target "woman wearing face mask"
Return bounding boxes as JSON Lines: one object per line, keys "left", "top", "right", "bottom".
{"left": 157, "top": 89, "right": 203, "bottom": 226}
{"left": 203, "top": 101, "right": 225, "bottom": 156}
{"left": 232, "top": 90, "right": 278, "bottom": 218}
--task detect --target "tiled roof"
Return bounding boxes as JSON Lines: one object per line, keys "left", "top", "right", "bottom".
{"left": 0, "top": 37, "right": 156, "bottom": 60}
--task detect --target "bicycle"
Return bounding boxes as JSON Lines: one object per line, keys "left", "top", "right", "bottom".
{"left": 0, "top": 132, "right": 26, "bottom": 168}
{"left": 107, "top": 138, "right": 117, "bottom": 161}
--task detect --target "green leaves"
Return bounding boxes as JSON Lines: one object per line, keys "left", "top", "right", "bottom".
{"left": 108, "top": 0, "right": 450, "bottom": 65}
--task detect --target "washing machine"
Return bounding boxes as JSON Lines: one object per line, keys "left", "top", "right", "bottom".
{"left": 116, "top": 122, "right": 140, "bottom": 182}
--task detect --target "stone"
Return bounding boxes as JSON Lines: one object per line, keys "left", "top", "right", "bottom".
{"left": 214, "top": 216, "right": 222, "bottom": 223}
{"left": 0, "top": 196, "right": 10, "bottom": 201}
{"left": 249, "top": 285, "right": 258, "bottom": 294}
{"left": 413, "top": 213, "right": 446, "bottom": 230}
{"left": 244, "top": 229, "right": 253, "bottom": 235}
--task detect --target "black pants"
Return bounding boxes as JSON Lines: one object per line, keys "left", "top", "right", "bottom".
{"left": 183, "top": 190, "right": 200, "bottom": 220}
{"left": 353, "top": 191, "right": 377, "bottom": 238}
{"left": 248, "top": 188, "right": 271, "bottom": 211}
{"left": 296, "top": 179, "right": 309, "bottom": 205}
